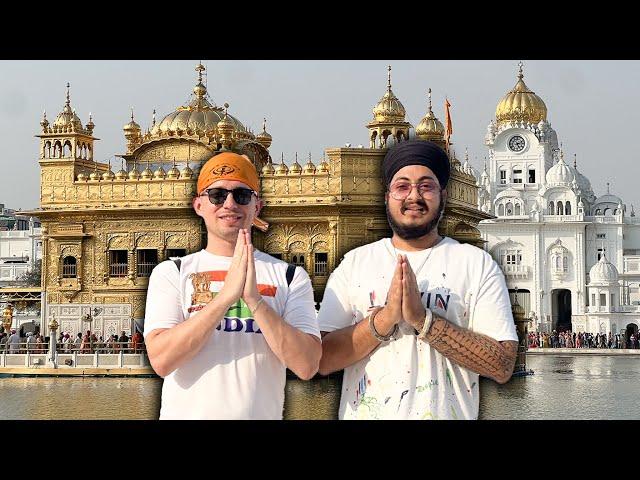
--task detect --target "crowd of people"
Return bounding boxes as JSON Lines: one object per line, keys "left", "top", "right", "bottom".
{"left": 0, "top": 328, "right": 145, "bottom": 354}
{"left": 528, "top": 330, "right": 639, "bottom": 349}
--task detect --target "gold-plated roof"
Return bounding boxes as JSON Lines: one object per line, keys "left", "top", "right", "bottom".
{"left": 123, "top": 108, "right": 141, "bottom": 132}
{"left": 53, "top": 83, "right": 84, "bottom": 129}
{"left": 415, "top": 88, "right": 445, "bottom": 140}
{"left": 496, "top": 62, "right": 547, "bottom": 125}
{"left": 150, "top": 64, "right": 251, "bottom": 139}
{"left": 372, "top": 66, "right": 407, "bottom": 122}
{"left": 256, "top": 118, "right": 273, "bottom": 149}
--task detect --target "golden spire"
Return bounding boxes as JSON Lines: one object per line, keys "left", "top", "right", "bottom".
{"left": 167, "top": 156, "right": 180, "bottom": 179}
{"left": 387, "top": 65, "right": 392, "bottom": 92}
{"left": 152, "top": 109, "right": 156, "bottom": 127}
{"left": 290, "top": 152, "right": 302, "bottom": 174}
{"left": 276, "top": 152, "right": 289, "bottom": 175}
{"left": 256, "top": 117, "right": 273, "bottom": 149}
{"left": 65, "top": 82, "right": 71, "bottom": 107}
{"left": 415, "top": 87, "right": 445, "bottom": 141}
{"left": 517, "top": 61, "right": 524, "bottom": 80}
{"left": 573, "top": 153, "right": 577, "bottom": 169}
{"left": 304, "top": 152, "right": 316, "bottom": 174}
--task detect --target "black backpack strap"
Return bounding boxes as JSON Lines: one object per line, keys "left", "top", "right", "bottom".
{"left": 172, "top": 258, "right": 182, "bottom": 272}
{"left": 286, "top": 263, "right": 296, "bottom": 286}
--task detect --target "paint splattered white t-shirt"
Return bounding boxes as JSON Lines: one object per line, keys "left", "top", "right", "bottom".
{"left": 144, "top": 249, "right": 320, "bottom": 420}
{"left": 317, "top": 237, "right": 517, "bottom": 420}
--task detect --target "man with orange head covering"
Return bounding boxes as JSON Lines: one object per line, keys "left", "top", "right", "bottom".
{"left": 144, "top": 152, "right": 321, "bottom": 419}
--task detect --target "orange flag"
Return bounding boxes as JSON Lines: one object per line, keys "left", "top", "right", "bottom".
{"left": 445, "top": 98, "right": 453, "bottom": 144}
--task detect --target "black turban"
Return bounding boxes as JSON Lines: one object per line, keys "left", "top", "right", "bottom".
{"left": 382, "top": 140, "right": 451, "bottom": 189}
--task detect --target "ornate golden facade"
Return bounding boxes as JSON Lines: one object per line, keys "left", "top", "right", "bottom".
{"left": 28, "top": 63, "right": 491, "bottom": 335}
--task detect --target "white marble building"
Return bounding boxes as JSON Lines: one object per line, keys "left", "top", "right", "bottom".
{"left": 0, "top": 216, "right": 42, "bottom": 285}
{"left": 477, "top": 63, "right": 640, "bottom": 340}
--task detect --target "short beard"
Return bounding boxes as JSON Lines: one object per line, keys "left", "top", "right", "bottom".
{"left": 386, "top": 191, "right": 445, "bottom": 240}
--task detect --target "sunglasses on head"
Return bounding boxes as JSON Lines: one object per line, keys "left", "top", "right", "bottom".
{"left": 199, "top": 187, "right": 257, "bottom": 206}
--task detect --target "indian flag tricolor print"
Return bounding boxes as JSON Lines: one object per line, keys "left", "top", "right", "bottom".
{"left": 187, "top": 270, "right": 277, "bottom": 335}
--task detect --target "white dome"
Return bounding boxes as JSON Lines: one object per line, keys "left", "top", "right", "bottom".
{"left": 546, "top": 157, "right": 575, "bottom": 186}
{"left": 589, "top": 253, "right": 619, "bottom": 285}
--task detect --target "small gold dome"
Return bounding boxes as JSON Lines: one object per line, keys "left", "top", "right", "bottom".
{"left": 303, "top": 154, "right": 316, "bottom": 174}
{"left": 256, "top": 118, "right": 273, "bottom": 149}
{"left": 262, "top": 158, "right": 275, "bottom": 175}
{"left": 123, "top": 109, "right": 141, "bottom": 133}
{"left": 76, "top": 171, "right": 87, "bottom": 182}
{"left": 496, "top": 63, "right": 547, "bottom": 125}
{"left": 154, "top": 165, "right": 166, "bottom": 179}
{"left": 180, "top": 163, "right": 194, "bottom": 179}
{"left": 115, "top": 166, "right": 128, "bottom": 180}
{"left": 102, "top": 166, "right": 115, "bottom": 181}
{"left": 217, "top": 104, "right": 236, "bottom": 136}
{"left": 141, "top": 163, "right": 154, "bottom": 180}
{"left": 89, "top": 169, "right": 101, "bottom": 181}
{"left": 275, "top": 155, "right": 289, "bottom": 175}
{"left": 317, "top": 155, "right": 330, "bottom": 174}
{"left": 289, "top": 154, "right": 302, "bottom": 175}
{"left": 54, "top": 83, "right": 84, "bottom": 130}
{"left": 372, "top": 66, "right": 407, "bottom": 122}
{"left": 415, "top": 89, "right": 445, "bottom": 140}
{"left": 167, "top": 161, "right": 180, "bottom": 179}
{"left": 128, "top": 164, "right": 141, "bottom": 180}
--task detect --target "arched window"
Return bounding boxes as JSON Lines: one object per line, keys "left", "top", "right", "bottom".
{"left": 62, "top": 256, "right": 77, "bottom": 278}
{"left": 563, "top": 256, "right": 568, "bottom": 272}
{"left": 557, "top": 201, "right": 564, "bottom": 215}
{"left": 506, "top": 202, "right": 514, "bottom": 216}
{"left": 512, "top": 166, "right": 523, "bottom": 183}
{"left": 528, "top": 167, "right": 536, "bottom": 183}
{"left": 565, "top": 201, "right": 571, "bottom": 215}
{"left": 604, "top": 208, "right": 611, "bottom": 216}
{"left": 498, "top": 204, "right": 505, "bottom": 216}
{"left": 87, "top": 145, "right": 93, "bottom": 161}
{"left": 595, "top": 208, "right": 602, "bottom": 215}
{"left": 44, "top": 141, "right": 51, "bottom": 158}
{"left": 63, "top": 141, "right": 72, "bottom": 157}
{"left": 549, "top": 201, "right": 555, "bottom": 215}
{"left": 555, "top": 256, "right": 561, "bottom": 269}
{"left": 515, "top": 203, "right": 521, "bottom": 215}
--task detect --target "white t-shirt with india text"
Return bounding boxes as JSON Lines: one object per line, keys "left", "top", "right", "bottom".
{"left": 317, "top": 237, "right": 517, "bottom": 420}
{"left": 144, "top": 249, "right": 320, "bottom": 420}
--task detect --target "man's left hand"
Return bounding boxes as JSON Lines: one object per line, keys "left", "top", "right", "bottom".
{"left": 401, "top": 255, "right": 426, "bottom": 330}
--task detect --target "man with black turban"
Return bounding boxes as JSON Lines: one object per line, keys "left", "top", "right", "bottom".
{"left": 317, "top": 140, "right": 518, "bottom": 420}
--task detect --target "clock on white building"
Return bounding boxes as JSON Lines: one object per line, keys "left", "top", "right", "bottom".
{"left": 508, "top": 135, "right": 526, "bottom": 152}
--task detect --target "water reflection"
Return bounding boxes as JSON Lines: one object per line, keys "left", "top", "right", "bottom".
{"left": 1, "top": 355, "right": 638, "bottom": 419}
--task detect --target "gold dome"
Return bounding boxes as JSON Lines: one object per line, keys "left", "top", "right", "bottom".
{"left": 372, "top": 66, "right": 407, "bottom": 122}
{"left": 303, "top": 153, "right": 316, "bottom": 174}
{"left": 167, "top": 159, "right": 180, "bottom": 179}
{"left": 141, "top": 161, "right": 154, "bottom": 180}
{"left": 496, "top": 62, "right": 547, "bottom": 125}
{"left": 76, "top": 171, "right": 87, "bottom": 182}
{"left": 115, "top": 164, "right": 128, "bottom": 180}
{"left": 289, "top": 154, "right": 302, "bottom": 175}
{"left": 154, "top": 164, "right": 166, "bottom": 179}
{"left": 102, "top": 163, "right": 115, "bottom": 181}
{"left": 317, "top": 154, "right": 330, "bottom": 174}
{"left": 53, "top": 84, "right": 84, "bottom": 130}
{"left": 89, "top": 169, "right": 101, "bottom": 181}
{"left": 256, "top": 118, "right": 273, "bottom": 149}
{"left": 262, "top": 158, "right": 275, "bottom": 175}
{"left": 275, "top": 154, "right": 289, "bottom": 175}
{"left": 415, "top": 88, "right": 445, "bottom": 140}
{"left": 150, "top": 64, "right": 252, "bottom": 140}
{"left": 123, "top": 108, "right": 141, "bottom": 133}
{"left": 180, "top": 162, "right": 194, "bottom": 179}
{"left": 128, "top": 163, "right": 141, "bottom": 180}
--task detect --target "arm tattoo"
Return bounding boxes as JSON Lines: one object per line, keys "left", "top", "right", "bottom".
{"left": 423, "top": 315, "right": 518, "bottom": 384}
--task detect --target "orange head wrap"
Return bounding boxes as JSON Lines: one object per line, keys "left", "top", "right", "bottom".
{"left": 196, "top": 152, "right": 269, "bottom": 232}
{"left": 197, "top": 152, "right": 259, "bottom": 194}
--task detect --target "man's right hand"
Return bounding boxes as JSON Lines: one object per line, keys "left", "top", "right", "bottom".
{"left": 217, "top": 229, "right": 248, "bottom": 306}
{"left": 373, "top": 255, "right": 403, "bottom": 336}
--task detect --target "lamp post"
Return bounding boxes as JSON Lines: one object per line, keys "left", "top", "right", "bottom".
{"left": 48, "top": 312, "right": 59, "bottom": 368}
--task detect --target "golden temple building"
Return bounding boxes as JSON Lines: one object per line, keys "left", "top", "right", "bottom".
{"left": 28, "top": 63, "right": 491, "bottom": 337}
